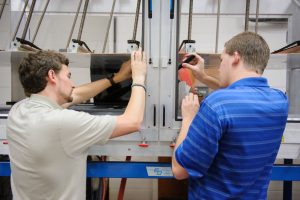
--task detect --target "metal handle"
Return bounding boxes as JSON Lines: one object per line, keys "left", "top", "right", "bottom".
{"left": 170, "top": 0, "right": 175, "bottom": 19}
{"left": 153, "top": 104, "right": 156, "bottom": 127}
{"left": 148, "top": 0, "right": 152, "bottom": 19}
{"left": 163, "top": 105, "right": 166, "bottom": 127}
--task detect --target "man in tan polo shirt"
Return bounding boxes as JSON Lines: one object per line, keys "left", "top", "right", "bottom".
{"left": 7, "top": 50, "right": 147, "bottom": 200}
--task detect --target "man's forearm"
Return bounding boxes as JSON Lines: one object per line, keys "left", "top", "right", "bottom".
{"left": 175, "top": 118, "right": 192, "bottom": 149}
{"left": 63, "top": 78, "right": 112, "bottom": 108}
{"left": 199, "top": 74, "right": 220, "bottom": 90}
{"left": 110, "top": 78, "right": 146, "bottom": 138}
{"left": 172, "top": 118, "right": 193, "bottom": 179}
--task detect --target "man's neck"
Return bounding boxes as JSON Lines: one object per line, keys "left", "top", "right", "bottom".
{"left": 37, "top": 89, "right": 62, "bottom": 106}
{"left": 229, "top": 67, "right": 261, "bottom": 85}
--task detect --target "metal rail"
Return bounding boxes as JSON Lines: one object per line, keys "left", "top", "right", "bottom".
{"left": 132, "top": 0, "right": 141, "bottom": 40}
{"left": 32, "top": 0, "right": 51, "bottom": 43}
{"left": 77, "top": 0, "right": 89, "bottom": 41}
{"left": 21, "top": 0, "right": 37, "bottom": 40}
{"left": 102, "top": 0, "right": 117, "bottom": 53}
{"left": 187, "top": 0, "right": 193, "bottom": 40}
{"left": 12, "top": 0, "right": 29, "bottom": 41}
{"left": 1, "top": 161, "right": 300, "bottom": 180}
{"left": 244, "top": 0, "right": 250, "bottom": 31}
{"left": 215, "top": 0, "right": 221, "bottom": 53}
{"left": 0, "top": 0, "right": 7, "bottom": 20}
{"left": 66, "top": 0, "right": 83, "bottom": 49}
{"left": 255, "top": 0, "right": 260, "bottom": 33}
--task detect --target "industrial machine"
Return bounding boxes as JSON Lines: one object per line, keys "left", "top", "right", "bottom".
{"left": 1, "top": 1, "right": 300, "bottom": 200}
{"left": 0, "top": 0, "right": 300, "bottom": 159}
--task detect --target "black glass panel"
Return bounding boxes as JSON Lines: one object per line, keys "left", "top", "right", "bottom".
{"left": 90, "top": 54, "right": 131, "bottom": 108}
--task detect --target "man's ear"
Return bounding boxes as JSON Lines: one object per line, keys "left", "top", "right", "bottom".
{"left": 47, "top": 69, "right": 57, "bottom": 84}
{"left": 232, "top": 51, "right": 240, "bottom": 65}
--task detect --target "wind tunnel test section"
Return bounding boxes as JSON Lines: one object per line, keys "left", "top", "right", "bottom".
{"left": 90, "top": 54, "right": 131, "bottom": 109}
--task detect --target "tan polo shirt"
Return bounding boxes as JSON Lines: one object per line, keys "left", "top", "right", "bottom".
{"left": 7, "top": 94, "right": 116, "bottom": 200}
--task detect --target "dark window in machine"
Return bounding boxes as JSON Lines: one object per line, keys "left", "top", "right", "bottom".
{"left": 90, "top": 54, "right": 131, "bottom": 109}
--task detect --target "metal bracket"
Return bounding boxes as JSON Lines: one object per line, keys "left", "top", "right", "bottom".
{"left": 68, "top": 39, "right": 92, "bottom": 53}
{"left": 127, "top": 40, "right": 140, "bottom": 53}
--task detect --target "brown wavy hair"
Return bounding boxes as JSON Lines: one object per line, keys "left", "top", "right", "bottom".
{"left": 19, "top": 51, "right": 69, "bottom": 95}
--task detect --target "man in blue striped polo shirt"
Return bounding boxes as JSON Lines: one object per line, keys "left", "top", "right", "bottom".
{"left": 172, "top": 32, "right": 289, "bottom": 200}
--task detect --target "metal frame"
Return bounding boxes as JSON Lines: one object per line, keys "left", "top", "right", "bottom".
{"left": 1, "top": 161, "right": 300, "bottom": 180}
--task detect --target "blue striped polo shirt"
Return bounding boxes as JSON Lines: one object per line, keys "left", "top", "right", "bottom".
{"left": 175, "top": 77, "right": 289, "bottom": 200}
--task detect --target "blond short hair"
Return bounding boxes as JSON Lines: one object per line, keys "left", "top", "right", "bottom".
{"left": 225, "top": 31, "right": 270, "bottom": 74}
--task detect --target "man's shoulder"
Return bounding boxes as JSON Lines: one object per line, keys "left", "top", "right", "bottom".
{"left": 204, "top": 88, "right": 232, "bottom": 105}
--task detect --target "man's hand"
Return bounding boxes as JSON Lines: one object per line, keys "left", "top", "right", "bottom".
{"left": 131, "top": 49, "right": 147, "bottom": 85}
{"left": 183, "top": 54, "right": 220, "bottom": 90}
{"left": 182, "top": 53, "right": 207, "bottom": 82}
{"left": 181, "top": 93, "right": 200, "bottom": 121}
{"left": 114, "top": 60, "right": 131, "bottom": 83}
{"left": 110, "top": 49, "right": 147, "bottom": 139}
{"left": 172, "top": 93, "right": 199, "bottom": 180}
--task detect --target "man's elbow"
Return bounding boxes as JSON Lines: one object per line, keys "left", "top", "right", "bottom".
{"left": 130, "top": 119, "right": 143, "bottom": 132}
{"left": 172, "top": 166, "right": 188, "bottom": 180}
{"left": 122, "top": 115, "right": 143, "bottom": 132}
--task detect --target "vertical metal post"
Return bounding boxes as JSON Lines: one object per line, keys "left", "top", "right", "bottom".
{"left": 141, "top": 0, "right": 145, "bottom": 50}
{"left": 32, "top": 0, "right": 50, "bottom": 43}
{"left": 215, "top": 0, "right": 221, "bottom": 53}
{"left": 148, "top": 0, "right": 153, "bottom": 63}
{"left": 187, "top": 0, "right": 193, "bottom": 40}
{"left": 168, "top": 0, "right": 175, "bottom": 64}
{"left": 132, "top": 0, "right": 142, "bottom": 41}
{"left": 102, "top": 0, "right": 117, "bottom": 53}
{"left": 255, "top": 0, "right": 260, "bottom": 33}
{"left": 12, "top": 0, "right": 29, "bottom": 41}
{"left": 283, "top": 159, "right": 293, "bottom": 200}
{"left": 0, "top": 0, "right": 7, "bottom": 20}
{"left": 21, "top": 0, "right": 37, "bottom": 40}
{"left": 77, "top": 0, "right": 89, "bottom": 41}
{"left": 113, "top": 17, "right": 117, "bottom": 53}
{"left": 66, "top": 0, "right": 83, "bottom": 48}
{"left": 244, "top": 0, "right": 250, "bottom": 31}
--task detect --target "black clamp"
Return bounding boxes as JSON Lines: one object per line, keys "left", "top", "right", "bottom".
{"left": 16, "top": 37, "right": 42, "bottom": 51}
{"left": 72, "top": 39, "right": 93, "bottom": 53}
